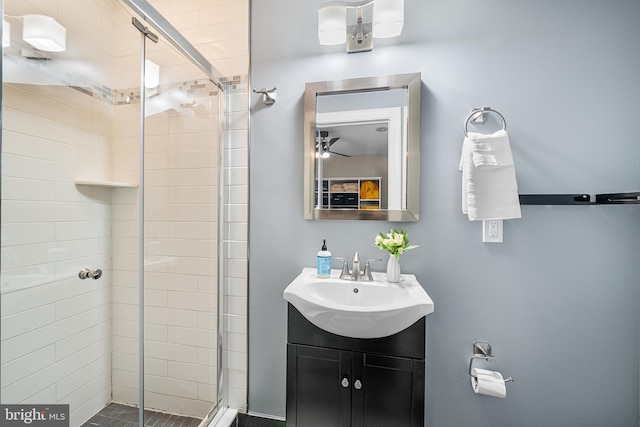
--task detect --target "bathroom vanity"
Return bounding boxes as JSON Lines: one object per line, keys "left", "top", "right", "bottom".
{"left": 283, "top": 268, "right": 434, "bottom": 427}
{"left": 286, "top": 304, "right": 425, "bottom": 427}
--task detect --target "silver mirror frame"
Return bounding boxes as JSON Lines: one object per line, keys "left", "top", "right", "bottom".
{"left": 304, "top": 72, "right": 421, "bottom": 221}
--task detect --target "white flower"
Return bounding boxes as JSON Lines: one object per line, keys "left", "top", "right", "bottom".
{"left": 374, "top": 228, "right": 419, "bottom": 258}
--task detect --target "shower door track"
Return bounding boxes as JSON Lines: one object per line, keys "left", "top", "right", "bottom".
{"left": 122, "top": 0, "right": 224, "bottom": 88}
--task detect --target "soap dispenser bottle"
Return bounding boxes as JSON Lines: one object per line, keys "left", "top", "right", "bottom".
{"left": 317, "top": 239, "right": 332, "bottom": 278}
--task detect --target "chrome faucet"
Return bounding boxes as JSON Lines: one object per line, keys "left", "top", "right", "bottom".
{"left": 351, "top": 252, "right": 361, "bottom": 281}
{"left": 336, "top": 252, "right": 381, "bottom": 281}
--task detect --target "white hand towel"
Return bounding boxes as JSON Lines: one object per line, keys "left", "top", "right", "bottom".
{"left": 459, "top": 130, "right": 522, "bottom": 221}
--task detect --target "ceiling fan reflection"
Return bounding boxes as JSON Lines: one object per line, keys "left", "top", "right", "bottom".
{"left": 316, "top": 130, "right": 351, "bottom": 157}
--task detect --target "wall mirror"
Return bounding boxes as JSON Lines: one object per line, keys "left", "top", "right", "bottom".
{"left": 304, "top": 73, "right": 421, "bottom": 221}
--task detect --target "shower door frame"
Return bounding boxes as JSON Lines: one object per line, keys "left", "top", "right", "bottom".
{"left": 123, "top": 0, "right": 227, "bottom": 425}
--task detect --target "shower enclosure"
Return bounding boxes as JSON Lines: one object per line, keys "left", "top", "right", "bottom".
{"left": 0, "top": 0, "right": 230, "bottom": 426}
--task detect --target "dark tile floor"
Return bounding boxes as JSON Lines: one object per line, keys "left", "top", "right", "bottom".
{"left": 82, "top": 403, "right": 202, "bottom": 427}
{"left": 237, "top": 413, "right": 285, "bottom": 427}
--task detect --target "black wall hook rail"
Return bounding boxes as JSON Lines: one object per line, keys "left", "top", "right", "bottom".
{"left": 596, "top": 192, "right": 640, "bottom": 204}
{"left": 519, "top": 192, "right": 640, "bottom": 205}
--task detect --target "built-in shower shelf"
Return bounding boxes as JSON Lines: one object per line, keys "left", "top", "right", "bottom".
{"left": 75, "top": 179, "right": 138, "bottom": 188}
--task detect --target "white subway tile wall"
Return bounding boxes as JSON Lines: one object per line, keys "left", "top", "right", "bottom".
{"left": 1, "top": 10, "right": 120, "bottom": 426}
{"left": 147, "top": 0, "right": 249, "bottom": 413}
{"left": 0, "top": 81, "right": 114, "bottom": 427}
{"left": 110, "top": 83, "right": 221, "bottom": 418}
{"left": 222, "top": 89, "right": 249, "bottom": 411}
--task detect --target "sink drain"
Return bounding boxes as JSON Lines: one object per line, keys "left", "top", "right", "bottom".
{"left": 353, "top": 288, "right": 359, "bottom": 293}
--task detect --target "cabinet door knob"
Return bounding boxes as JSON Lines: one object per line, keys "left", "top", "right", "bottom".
{"left": 354, "top": 379, "right": 362, "bottom": 390}
{"left": 341, "top": 377, "right": 349, "bottom": 388}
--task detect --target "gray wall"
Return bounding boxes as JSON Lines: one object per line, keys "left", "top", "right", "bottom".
{"left": 249, "top": 1, "right": 640, "bottom": 425}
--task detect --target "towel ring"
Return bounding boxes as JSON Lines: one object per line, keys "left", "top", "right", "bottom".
{"left": 464, "top": 107, "right": 507, "bottom": 137}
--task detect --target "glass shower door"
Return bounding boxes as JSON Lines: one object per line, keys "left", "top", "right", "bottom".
{"left": 0, "top": 1, "right": 139, "bottom": 425}
{"left": 109, "top": 13, "right": 221, "bottom": 422}
{"left": 1, "top": 0, "right": 222, "bottom": 425}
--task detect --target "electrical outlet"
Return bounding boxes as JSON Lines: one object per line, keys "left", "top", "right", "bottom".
{"left": 482, "top": 220, "right": 503, "bottom": 243}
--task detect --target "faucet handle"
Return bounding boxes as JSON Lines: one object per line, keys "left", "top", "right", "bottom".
{"left": 334, "top": 257, "right": 349, "bottom": 279}
{"left": 363, "top": 258, "right": 382, "bottom": 281}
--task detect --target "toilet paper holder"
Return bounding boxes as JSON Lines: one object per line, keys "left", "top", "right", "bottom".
{"left": 469, "top": 341, "right": 513, "bottom": 383}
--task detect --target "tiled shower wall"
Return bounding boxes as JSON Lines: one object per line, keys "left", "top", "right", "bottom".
{"left": 147, "top": 0, "right": 250, "bottom": 412}
{"left": 110, "top": 84, "right": 220, "bottom": 418}
{"left": 0, "top": 0, "right": 121, "bottom": 425}
{"left": 222, "top": 86, "right": 249, "bottom": 411}
{"left": 0, "top": 83, "right": 114, "bottom": 427}
{"left": 146, "top": 0, "right": 249, "bottom": 79}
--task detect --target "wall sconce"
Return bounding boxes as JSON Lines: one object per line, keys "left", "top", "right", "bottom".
{"left": 318, "top": 0, "right": 404, "bottom": 53}
{"left": 22, "top": 14, "right": 66, "bottom": 52}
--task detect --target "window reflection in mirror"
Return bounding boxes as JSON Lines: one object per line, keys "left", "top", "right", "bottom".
{"left": 304, "top": 73, "right": 421, "bottom": 221}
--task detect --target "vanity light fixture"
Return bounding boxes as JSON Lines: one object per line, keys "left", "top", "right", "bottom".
{"left": 144, "top": 59, "right": 160, "bottom": 89}
{"left": 318, "top": 0, "right": 404, "bottom": 53}
{"left": 3, "top": 20, "right": 10, "bottom": 48}
{"left": 22, "top": 14, "right": 66, "bottom": 52}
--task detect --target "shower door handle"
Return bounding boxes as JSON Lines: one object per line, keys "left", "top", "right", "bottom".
{"left": 79, "top": 268, "right": 103, "bottom": 280}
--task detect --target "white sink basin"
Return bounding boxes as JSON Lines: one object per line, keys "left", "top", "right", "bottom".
{"left": 283, "top": 267, "right": 434, "bottom": 339}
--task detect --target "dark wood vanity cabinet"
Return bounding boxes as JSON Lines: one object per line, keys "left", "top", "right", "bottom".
{"left": 286, "top": 305, "right": 425, "bottom": 427}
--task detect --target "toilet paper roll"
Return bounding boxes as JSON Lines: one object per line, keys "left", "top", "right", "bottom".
{"left": 470, "top": 368, "right": 507, "bottom": 398}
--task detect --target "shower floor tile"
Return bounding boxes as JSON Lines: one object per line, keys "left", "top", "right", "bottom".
{"left": 82, "top": 403, "right": 202, "bottom": 427}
